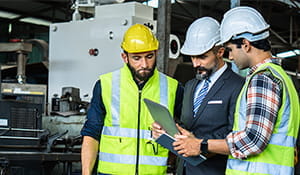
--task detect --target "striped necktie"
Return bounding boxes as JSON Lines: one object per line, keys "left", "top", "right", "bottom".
{"left": 193, "top": 80, "right": 210, "bottom": 116}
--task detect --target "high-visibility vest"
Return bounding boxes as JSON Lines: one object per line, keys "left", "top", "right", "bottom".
{"left": 226, "top": 63, "right": 300, "bottom": 175}
{"left": 98, "top": 65, "right": 178, "bottom": 175}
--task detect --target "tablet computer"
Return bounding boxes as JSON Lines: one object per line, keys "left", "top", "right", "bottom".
{"left": 144, "top": 98, "right": 179, "bottom": 137}
{"left": 144, "top": 98, "right": 207, "bottom": 165}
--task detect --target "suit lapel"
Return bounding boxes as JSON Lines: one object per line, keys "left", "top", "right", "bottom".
{"left": 185, "top": 79, "right": 200, "bottom": 129}
{"left": 191, "top": 67, "right": 231, "bottom": 128}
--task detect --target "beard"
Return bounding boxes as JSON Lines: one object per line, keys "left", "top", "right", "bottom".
{"left": 194, "top": 57, "right": 219, "bottom": 80}
{"left": 127, "top": 63, "right": 155, "bottom": 82}
{"left": 194, "top": 66, "right": 213, "bottom": 80}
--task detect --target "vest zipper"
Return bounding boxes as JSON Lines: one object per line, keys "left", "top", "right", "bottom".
{"left": 135, "top": 89, "right": 142, "bottom": 175}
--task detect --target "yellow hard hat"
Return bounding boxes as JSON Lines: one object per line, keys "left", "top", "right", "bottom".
{"left": 121, "top": 24, "right": 159, "bottom": 53}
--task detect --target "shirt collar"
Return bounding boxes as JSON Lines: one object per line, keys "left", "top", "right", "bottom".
{"left": 194, "top": 63, "right": 227, "bottom": 97}
{"left": 248, "top": 58, "right": 279, "bottom": 76}
{"left": 209, "top": 62, "right": 227, "bottom": 84}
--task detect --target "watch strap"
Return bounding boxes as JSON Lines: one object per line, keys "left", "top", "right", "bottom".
{"left": 200, "top": 138, "right": 209, "bottom": 154}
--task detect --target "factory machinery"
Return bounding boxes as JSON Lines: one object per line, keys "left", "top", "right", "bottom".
{"left": 0, "top": 39, "right": 82, "bottom": 175}
{"left": 0, "top": 1, "right": 182, "bottom": 174}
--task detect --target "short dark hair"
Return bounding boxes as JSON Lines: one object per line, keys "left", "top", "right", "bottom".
{"left": 229, "top": 38, "right": 271, "bottom": 51}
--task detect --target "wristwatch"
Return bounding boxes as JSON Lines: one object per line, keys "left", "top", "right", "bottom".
{"left": 200, "top": 138, "right": 209, "bottom": 154}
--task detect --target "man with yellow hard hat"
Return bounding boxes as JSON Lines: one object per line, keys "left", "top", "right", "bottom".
{"left": 81, "top": 24, "right": 183, "bottom": 175}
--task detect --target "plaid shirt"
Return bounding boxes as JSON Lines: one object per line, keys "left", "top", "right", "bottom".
{"left": 226, "top": 58, "right": 282, "bottom": 159}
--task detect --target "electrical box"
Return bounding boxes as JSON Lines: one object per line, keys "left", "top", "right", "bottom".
{"left": 48, "top": 2, "right": 156, "bottom": 112}
{"left": 0, "top": 100, "right": 43, "bottom": 138}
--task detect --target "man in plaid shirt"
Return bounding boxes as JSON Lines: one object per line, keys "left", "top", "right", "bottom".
{"left": 170, "top": 6, "right": 300, "bottom": 175}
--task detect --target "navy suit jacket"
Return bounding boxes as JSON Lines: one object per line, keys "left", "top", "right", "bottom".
{"left": 177, "top": 66, "right": 244, "bottom": 175}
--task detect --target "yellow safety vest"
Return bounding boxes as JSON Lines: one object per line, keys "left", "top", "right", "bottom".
{"left": 226, "top": 63, "right": 300, "bottom": 175}
{"left": 98, "top": 65, "right": 178, "bottom": 175}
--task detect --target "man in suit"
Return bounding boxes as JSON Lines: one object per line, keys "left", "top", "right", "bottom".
{"left": 152, "top": 17, "right": 244, "bottom": 175}
{"left": 174, "top": 7, "right": 300, "bottom": 175}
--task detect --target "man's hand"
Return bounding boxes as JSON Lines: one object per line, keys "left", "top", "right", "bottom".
{"left": 173, "top": 124, "right": 201, "bottom": 157}
{"left": 151, "top": 122, "right": 166, "bottom": 139}
{"left": 173, "top": 136, "right": 202, "bottom": 157}
{"left": 176, "top": 124, "right": 194, "bottom": 138}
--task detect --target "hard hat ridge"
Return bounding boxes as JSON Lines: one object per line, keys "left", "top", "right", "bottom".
{"left": 181, "top": 17, "right": 220, "bottom": 56}
{"left": 218, "top": 6, "right": 270, "bottom": 45}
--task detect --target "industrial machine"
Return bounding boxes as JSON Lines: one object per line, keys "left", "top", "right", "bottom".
{"left": 0, "top": 41, "right": 47, "bottom": 141}
{"left": 0, "top": 41, "right": 47, "bottom": 112}
{"left": 0, "top": 1, "right": 182, "bottom": 174}
{"left": 48, "top": 2, "right": 156, "bottom": 112}
{"left": 48, "top": 2, "right": 158, "bottom": 174}
{"left": 0, "top": 40, "right": 81, "bottom": 174}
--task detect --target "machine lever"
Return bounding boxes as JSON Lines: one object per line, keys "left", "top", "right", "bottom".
{"left": 45, "top": 130, "right": 68, "bottom": 153}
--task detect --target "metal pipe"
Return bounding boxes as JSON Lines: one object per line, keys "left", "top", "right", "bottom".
{"left": 231, "top": 0, "right": 240, "bottom": 8}
{"left": 285, "top": 70, "right": 300, "bottom": 79}
{"left": 0, "top": 63, "right": 2, "bottom": 100}
{"left": 0, "top": 136, "right": 40, "bottom": 140}
{"left": 270, "top": 28, "right": 289, "bottom": 44}
{"left": 290, "top": 16, "right": 293, "bottom": 44}
{"left": 0, "top": 127, "right": 45, "bottom": 132}
{"left": 16, "top": 51, "right": 27, "bottom": 84}
{"left": 292, "top": 37, "right": 300, "bottom": 47}
{"left": 198, "top": 0, "right": 202, "bottom": 17}
{"left": 25, "top": 39, "right": 49, "bottom": 62}
{"left": 298, "top": 55, "right": 300, "bottom": 73}
{"left": 99, "top": 0, "right": 125, "bottom": 5}
{"left": 157, "top": 0, "right": 171, "bottom": 74}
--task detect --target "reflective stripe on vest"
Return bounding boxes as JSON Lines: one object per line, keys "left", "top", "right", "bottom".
{"left": 111, "top": 70, "right": 120, "bottom": 126}
{"left": 102, "top": 126, "right": 151, "bottom": 139}
{"left": 227, "top": 159, "right": 293, "bottom": 175}
{"left": 268, "top": 133, "right": 296, "bottom": 147}
{"left": 159, "top": 72, "right": 168, "bottom": 107}
{"left": 227, "top": 63, "right": 300, "bottom": 175}
{"left": 98, "top": 65, "right": 178, "bottom": 175}
{"left": 99, "top": 152, "right": 168, "bottom": 166}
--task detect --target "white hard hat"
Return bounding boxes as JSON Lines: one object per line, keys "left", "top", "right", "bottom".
{"left": 218, "top": 6, "right": 270, "bottom": 45}
{"left": 181, "top": 17, "right": 220, "bottom": 56}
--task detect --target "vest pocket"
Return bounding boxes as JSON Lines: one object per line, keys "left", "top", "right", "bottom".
{"left": 146, "top": 140, "right": 159, "bottom": 155}
{"left": 100, "top": 134, "right": 134, "bottom": 154}
{"left": 143, "top": 139, "right": 169, "bottom": 158}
